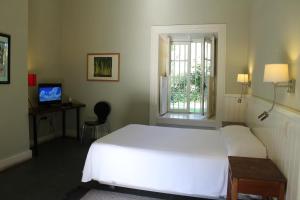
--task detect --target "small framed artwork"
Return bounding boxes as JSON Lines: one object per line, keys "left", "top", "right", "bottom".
{"left": 87, "top": 53, "right": 120, "bottom": 81}
{"left": 0, "top": 33, "right": 10, "bottom": 84}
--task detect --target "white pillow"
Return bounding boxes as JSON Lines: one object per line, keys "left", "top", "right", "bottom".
{"left": 220, "top": 125, "right": 267, "bottom": 158}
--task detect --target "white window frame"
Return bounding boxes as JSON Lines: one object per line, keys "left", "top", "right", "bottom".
{"left": 168, "top": 39, "right": 209, "bottom": 114}
{"left": 149, "top": 24, "right": 226, "bottom": 128}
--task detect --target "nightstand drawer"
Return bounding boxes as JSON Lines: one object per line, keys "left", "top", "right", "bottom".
{"left": 238, "top": 179, "right": 283, "bottom": 196}
{"left": 227, "top": 156, "right": 287, "bottom": 200}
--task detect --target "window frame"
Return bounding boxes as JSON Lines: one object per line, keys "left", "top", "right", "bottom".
{"left": 149, "top": 24, "right": 226, "bottom": 128}
{"left": 168, "top": 39, "right": 209, "bottom": 114}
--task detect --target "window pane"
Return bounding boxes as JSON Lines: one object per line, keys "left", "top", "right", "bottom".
{"left": 180, "top": 45, "right": 185, "bottom": 60}
{"left": 189, "top": 42, "right": 200, "bottom": 113}
{"left": 170, "top": 61, "right": 175, "bottom": 76}
{"left": 169, "top": 41, "right": 213, "bottom": 114}
{"left": 180, "top": 61, "right": 186, "bottom": 75}
{"left": 191, "top": 43, "right": 195, "bottom": 62}
{"left": 171, "top": 45, "right": 175, "bottom": 60}
{"left": 207, "top": 43, "right": 211, "bottom": 59}
{"left": 196, "top": 43, "right": 201, "bottom": 63}
{"left": 174, "top": 45, "right": 179, "bottom": 60}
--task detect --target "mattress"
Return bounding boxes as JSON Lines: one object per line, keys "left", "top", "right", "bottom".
{"left": 82, "top": 124, "right": 228, "bottom": 198}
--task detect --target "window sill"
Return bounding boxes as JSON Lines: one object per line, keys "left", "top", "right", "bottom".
{"left": 156, "top": 113, "right": 219, "bottom": 128}
{"left": 160, "top": 113, "right": 206, "bottom": 120}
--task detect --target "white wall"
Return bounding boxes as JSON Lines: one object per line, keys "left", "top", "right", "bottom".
{"left": 0, "top": 0, "right": 30, "bottom": 160}
{"left": 223, "top": 94, "right": 247, "bottom": 122}
{"left": 247, "top": 2, "right": 300, "bottom": 198}
{"left": 28, "top": 0, "right": 62, "bottom": 83}
{"left": 60, "top": 0, "right": 251, "bottom": 130}
{"left": 28, "top": 0, "right": 64, "bottom": 140}
{"left": 248, "top": 0, "right": 300, "bottom": 111}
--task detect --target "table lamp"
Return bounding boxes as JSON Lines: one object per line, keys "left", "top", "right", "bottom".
{"left": 28, "top": 73, "right": 37, "bottom": 87}
{"left": 28, "top": 73, "right": 37, "bottom": 107}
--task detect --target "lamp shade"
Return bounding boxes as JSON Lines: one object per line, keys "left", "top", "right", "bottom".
{"left": 237, "top": 74, "right": 249, "bottom": 83}
{"left": 28, "top": 73, "right": 37, "bottom": 87}
{"left": 264, "top": 64, "right": 289, "bottom": 83}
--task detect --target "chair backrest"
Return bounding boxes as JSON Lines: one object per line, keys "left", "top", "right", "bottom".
{"left": 94, "top": 101, "right": 111, "bottom": 124}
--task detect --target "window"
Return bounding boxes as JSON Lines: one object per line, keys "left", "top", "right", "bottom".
{"left": 151, "top": 25, "right": 226, "bottom": 126}
{"left": 169, "top": 38, "right": 215, "bottom": 116}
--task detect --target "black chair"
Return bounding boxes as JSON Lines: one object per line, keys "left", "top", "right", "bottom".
{"left": 80, "top": 101, "right": 111, "bottom": 143}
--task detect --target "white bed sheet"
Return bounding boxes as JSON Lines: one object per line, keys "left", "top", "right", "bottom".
{"left": 82, "top": 124, "right": 228, "bottom": 198}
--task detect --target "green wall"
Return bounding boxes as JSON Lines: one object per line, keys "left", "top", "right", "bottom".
{"left": 60, "top": 0, "right": 251, "bottom": 130}
{"left": 249, "top": 0, "right": 300, "bottom": 111}
{"left": 0, "top": 0, "right": 29, "bottom": 160}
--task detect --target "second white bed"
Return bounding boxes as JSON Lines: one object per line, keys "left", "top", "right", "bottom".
{"left": 82, "top": 124, "right": 229, "bottom": 198}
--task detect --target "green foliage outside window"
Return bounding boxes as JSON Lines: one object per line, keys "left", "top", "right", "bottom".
{"left": 170, "top": 67, "right": 203, "bottom": 103}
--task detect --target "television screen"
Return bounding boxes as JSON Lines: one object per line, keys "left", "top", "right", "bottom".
{"left": 38, "top": 84, "right": 62, "bottom": 104}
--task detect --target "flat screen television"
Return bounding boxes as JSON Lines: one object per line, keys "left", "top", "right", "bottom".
{"left": 38, "top": 83, "right": 62, "bottom": 105}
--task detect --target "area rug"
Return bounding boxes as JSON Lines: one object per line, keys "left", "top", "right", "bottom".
{"left": 63, "top": 183, "right": 208, "bottom": 200}
{"left": 77, "top": 189, "right": 258, "bottom": 200}
{"left": 64, "top": 183, "right": 259, "bottom": 200}
{"left": 80, "top": 189, "right": 163, "bottom": 200}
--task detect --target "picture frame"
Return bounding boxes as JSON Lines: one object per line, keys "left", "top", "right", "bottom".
{"left": 0, "top": 33, "right": 10, "bottom": 84}
{"left": 87, "top": 53, "right": 120, "bottom": 81}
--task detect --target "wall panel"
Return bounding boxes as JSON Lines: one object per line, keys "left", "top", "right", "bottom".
{"left": 246, "top": 96, "right": 300, "bottom": 200}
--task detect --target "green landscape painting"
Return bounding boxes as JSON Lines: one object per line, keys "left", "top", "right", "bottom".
{"left": 94, "top": 57, "right": 112, "bottom": 77}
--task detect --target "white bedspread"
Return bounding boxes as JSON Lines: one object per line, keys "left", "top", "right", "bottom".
{"left": 82, "top": 124, "right": 228, "bottom": 198}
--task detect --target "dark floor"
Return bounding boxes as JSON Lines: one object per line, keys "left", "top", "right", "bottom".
{"left": 0, "top": 138, "right": 212, "bottom": 200}
{"left": 0, "top": 138, "right": 90, "bottom": 200}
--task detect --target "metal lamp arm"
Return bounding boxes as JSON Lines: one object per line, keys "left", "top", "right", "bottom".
{"left": 258, "top": 83, "right": 277, "bottom": 121}
{"left": 267, "top": 83, "right": 277, "bottom": 113}
{"left": 238, "top": 83, "right": 246, "bottom": 103}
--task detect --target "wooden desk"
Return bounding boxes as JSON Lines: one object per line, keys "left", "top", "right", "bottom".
{"left": 227, "top": 156, "right": 287, "bottom": 200}
{"left": 29, "top": 103, "right": 85, "bottom": 156}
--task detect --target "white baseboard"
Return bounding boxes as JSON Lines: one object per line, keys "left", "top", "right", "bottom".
{"left": 0, "top": 150, "right": 32, "bottom": 172}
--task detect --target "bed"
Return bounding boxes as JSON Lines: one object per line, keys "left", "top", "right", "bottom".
{"left": 82, "top": 124, "right": 267, "bottom": 199}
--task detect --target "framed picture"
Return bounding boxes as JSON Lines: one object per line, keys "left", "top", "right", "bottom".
{"left": 87, "top": 53, "right": 120, "bottom": 81}
{"left": 0, "top": 33, "right": 10, "bottom": 84}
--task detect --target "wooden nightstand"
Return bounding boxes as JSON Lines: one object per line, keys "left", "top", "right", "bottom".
{"left": 227, "top": 156, "right": 287, "bottom": 200}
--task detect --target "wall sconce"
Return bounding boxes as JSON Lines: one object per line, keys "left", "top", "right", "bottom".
{"left": 237, "top": 73, "right": 249, "bottom": 103}
{"left": 258, "top": 64, "right": 296, "bottom": 121}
